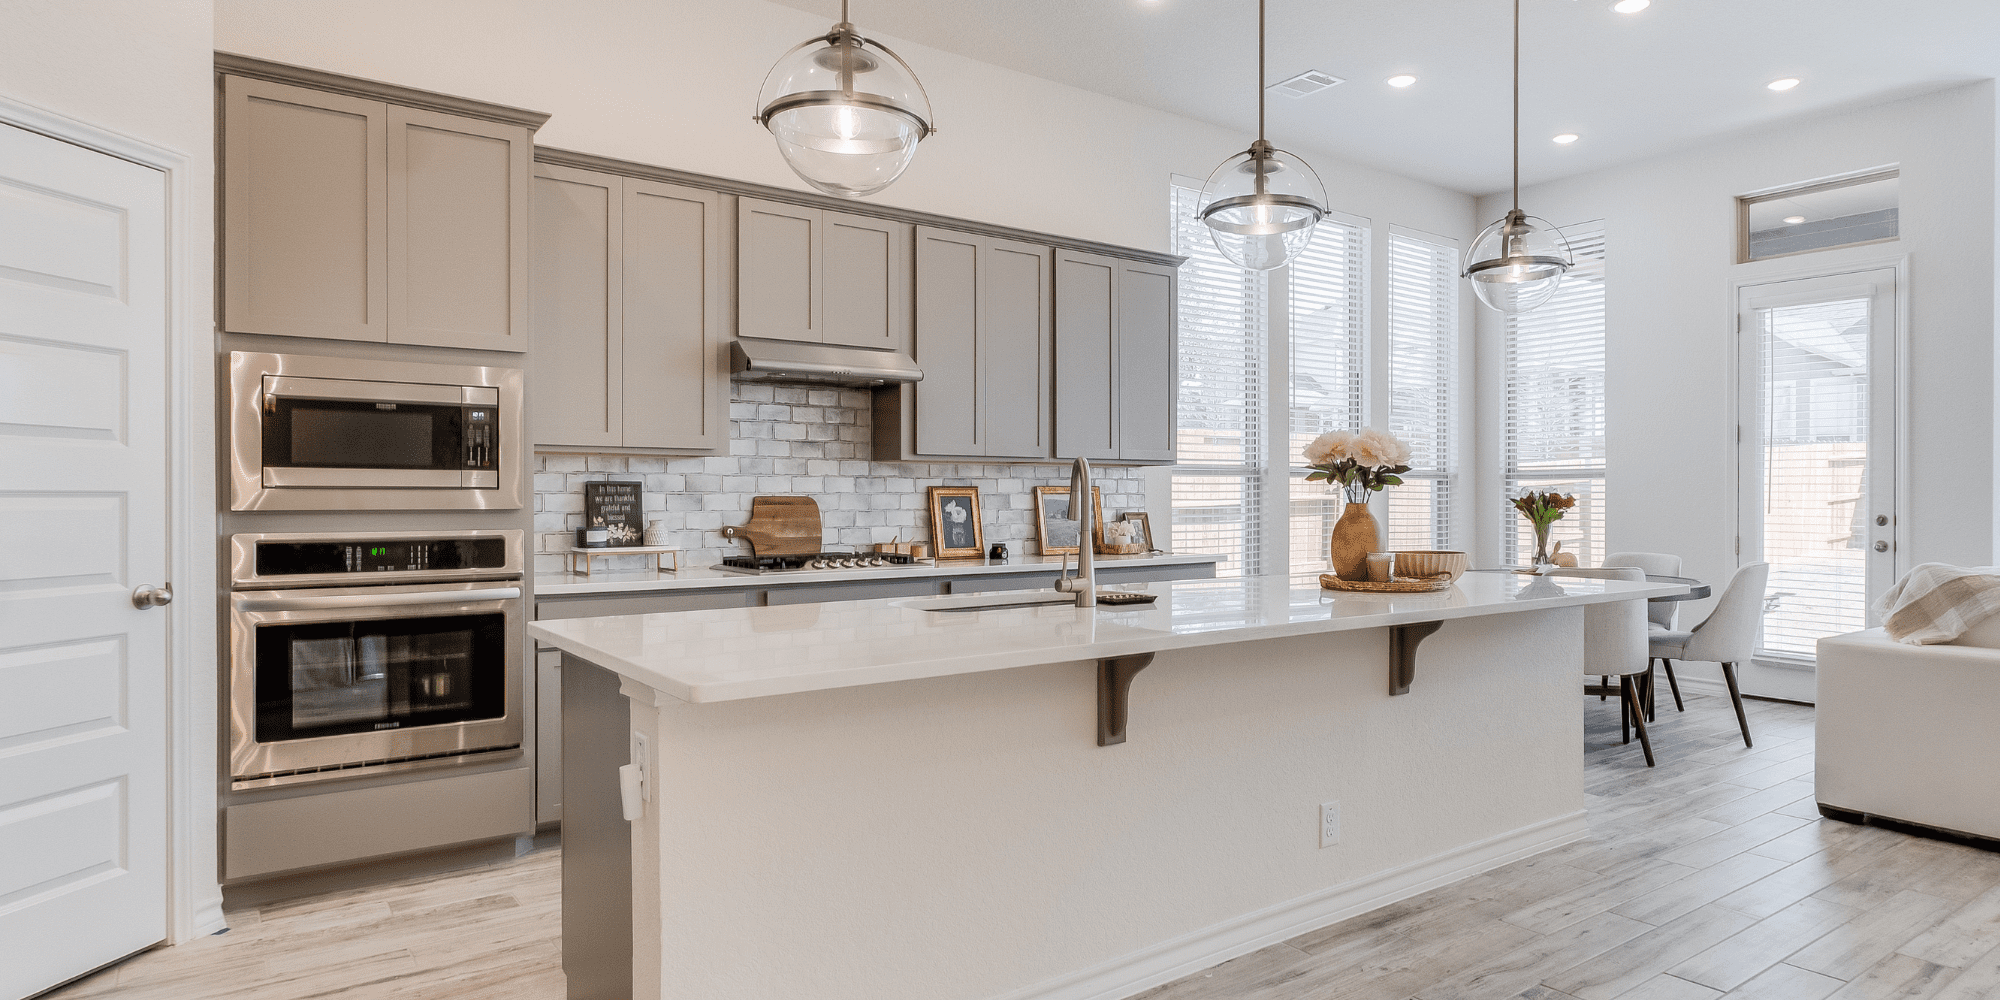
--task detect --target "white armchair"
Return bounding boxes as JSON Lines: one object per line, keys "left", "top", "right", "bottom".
{"left": 1649, "top": 563, "right": 1769, "bottom": 748}
{"left": 1558, "top": 567, "right": 1658, "bottom": 765}
{"left": 1816, "top": 627, "right": 2000, "bottom": 842}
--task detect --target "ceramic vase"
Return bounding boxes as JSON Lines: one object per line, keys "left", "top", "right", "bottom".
{"left": 1329, "top": 481, "right": 1386, "bottom": 581}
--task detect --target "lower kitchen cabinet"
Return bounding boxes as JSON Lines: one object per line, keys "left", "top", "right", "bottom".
{"left": 534, "top": 648, "right": 562, "bottom": 825}
{"left": 531, "top": 160, "right": 726, "bottom": 453}
{"left": 1054, "top": 250, "right": 1179, "bottom": 463}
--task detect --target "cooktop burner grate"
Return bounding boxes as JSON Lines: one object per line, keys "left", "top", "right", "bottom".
{"left": 716, "top": 552, "right": 920, "bottom": 573}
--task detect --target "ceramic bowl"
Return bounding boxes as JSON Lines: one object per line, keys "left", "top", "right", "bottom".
{"left": 1393, "top": 550, "right": 1468, "bottom": 582}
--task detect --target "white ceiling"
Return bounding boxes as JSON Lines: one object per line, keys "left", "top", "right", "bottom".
{"left": 769, "top": 0, "right": 2000, "bottom": 195}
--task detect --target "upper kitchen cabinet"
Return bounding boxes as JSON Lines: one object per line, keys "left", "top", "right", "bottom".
{"left": 1054, "top": 250, "right": 1178, "bottom": 464}
{"left": 737, "top": 197, "right": 910, "bottom": 351}
{"left": 219, "top": 57, "right": 545, "bottom": 352}
{"left": 882, "top": 227, "right": 1050, "bottom": 460}
{"left": 531, "top": 160, "right": 725, "bottom": 453}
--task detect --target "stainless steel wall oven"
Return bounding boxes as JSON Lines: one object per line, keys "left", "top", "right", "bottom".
{"left": 228, "top": 530, "right": 525, "bottom": 788}
{"left": 229, "top": 351, "right": 523, "bottom": 511}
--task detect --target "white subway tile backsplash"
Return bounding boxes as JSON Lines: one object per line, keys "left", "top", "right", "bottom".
{"left": 533, "top": 381, "right": 1150, "bottom": 571}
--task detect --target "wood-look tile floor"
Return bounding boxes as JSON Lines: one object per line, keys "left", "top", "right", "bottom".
{"left": 44, "top": 688, "right": 2000, "bottom": 1000}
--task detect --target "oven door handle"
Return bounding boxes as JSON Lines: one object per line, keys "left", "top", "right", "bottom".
{"left": 236, "top": 587, "right": 521, "bottom": 612}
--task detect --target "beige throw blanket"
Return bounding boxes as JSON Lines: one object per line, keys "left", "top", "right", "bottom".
{"left": 1876, "top": 563, "right": 2000, "bottom": 644}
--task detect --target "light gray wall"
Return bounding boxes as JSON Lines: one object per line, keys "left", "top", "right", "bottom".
{"left": 1473, "top": 81, "right": 1998, "bottom": 625}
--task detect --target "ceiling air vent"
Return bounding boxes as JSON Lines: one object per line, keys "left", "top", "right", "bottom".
{"left": 1268, "top": 70, "right": 1344, "bottom": 99}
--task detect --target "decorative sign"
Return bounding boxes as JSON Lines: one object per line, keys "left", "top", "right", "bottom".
{"left": 583, "top": 481, "right": 644, "bottom": 547}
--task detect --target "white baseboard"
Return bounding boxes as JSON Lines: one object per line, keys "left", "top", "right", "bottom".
{"left": 989, "top": 810, "right": 1591, "bottom": 1000}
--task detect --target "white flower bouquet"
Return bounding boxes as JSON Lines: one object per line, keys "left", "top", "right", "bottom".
{"left": 1302, "top": 428, "right": 1413, "bottom": 502}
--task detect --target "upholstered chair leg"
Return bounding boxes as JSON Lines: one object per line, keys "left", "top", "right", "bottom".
{"left": 1601, "top": 676, "right": 1609, "bottom": 701}
{"left": 1661, "top": 658, "right": 1684, "bottom": 712}
{"left": 1720, "top": 661, "right": 1752, "bottom": 747}
{"left": 1645, "top": 663, "right": 1657, "bottom": 722}
{"left": 1622, "top": 675, "right": 1656, "bottom": 766}
{"left": 1621, "top": 678, "right": 1630, "bottom": 744}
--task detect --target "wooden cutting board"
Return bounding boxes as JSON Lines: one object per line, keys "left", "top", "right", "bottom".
{"left": 719, "top": 496, "right": 823, "bottom": 556}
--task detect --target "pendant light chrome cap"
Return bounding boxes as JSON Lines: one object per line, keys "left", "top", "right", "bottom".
{"left": 1463, "top": 209, "right": 1573, "bottom": 314}
{"left": 756, "top": 22, "right": 935, "bottom": 198}
{"left": 1199, "top": 141, "right": 1328, "bottom": 271}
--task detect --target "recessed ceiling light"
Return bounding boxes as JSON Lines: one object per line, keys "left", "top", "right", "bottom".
{"left": 1768, "top": 78, "right": 1801, "bottom": 91}
{"left": 1552, "top": 133, "right": 1579, "bottom": 144}
{"left": 1612, "top": 0, "right": 1649, "bottom": 12}
{"left": 1784, "top": 215, "right": 1806, "bottom": 225}
{"left": 1386, "top": 75, "right": 1418, "bottom": 88}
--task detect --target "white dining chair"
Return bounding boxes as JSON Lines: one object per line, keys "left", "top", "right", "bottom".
{"left": 1556, "top": 567, "right": 1658, "bottom": 765}
{"left": 1605, "top": 551, "right": 1686, "bottom": 711}
{"left": 1649, "top": 562, "right": 1771, "bottom": 749}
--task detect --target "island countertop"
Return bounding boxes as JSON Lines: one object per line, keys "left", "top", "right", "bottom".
{"left": 527, "top": 572, "right": 1685, "bottom": 704}
{"left": 532, "top": 550, "right": 1219, "bottom": 596}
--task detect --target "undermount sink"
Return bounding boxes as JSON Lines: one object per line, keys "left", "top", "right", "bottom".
{"left": 894, "top": 592, "right": 1080, "bottom": 614}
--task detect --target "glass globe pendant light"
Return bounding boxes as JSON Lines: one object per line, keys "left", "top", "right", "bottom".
{"left": 1198, "top": 0, "right": 1327, "bottom": 271}
{"left": 1463, "top": 0, "right": 1573, "bottom": 314}
{"left": 755, "top": 0, "right": 936, "bottom": 198}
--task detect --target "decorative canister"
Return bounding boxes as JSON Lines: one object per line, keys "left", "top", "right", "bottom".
{"left": 576, "top": 526, "right": 609, "bottom": 548}
{"left": 643, "top": 520, "right": 668, "bottom": 546}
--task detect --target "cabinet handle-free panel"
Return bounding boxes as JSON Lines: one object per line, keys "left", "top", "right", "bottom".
{"left": 387, "top": 105, "right": 530, "bottom": 352}
{"left": 1054, "top": 251, "right": 1120, "bottom": 460}
{"left": 1116, "top": 262, "right": 1178, "bottom": 462}
{"left": 982, "top": 238, "right": 1053, "bottom": 458}
{"left": 737, "top": 198, "right": 822, "bottom": 342}
{"left": 222, "top": 76, "right": 388, "bottom": 342}
{"left": 623, "top": 180, "right": 723, "bottom": 451}
{"left": 914, "top": 227, "right": 982, "bottom": 456}
{"left": 823, "top": 212, "right": 910, "bottom": 350}
{"left": 530, "top": 165, "right": 621, "bottom": 449}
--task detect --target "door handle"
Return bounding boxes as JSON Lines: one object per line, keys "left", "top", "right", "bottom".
{"left": 132, "top": 584, "right": 174, "bottom": 609}
{"left": 1873, "top": 541, "right": 1889, "bottom": 552}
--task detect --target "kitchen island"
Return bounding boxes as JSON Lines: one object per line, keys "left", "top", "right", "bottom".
{"left": 528, "top": 572, "right": 1682, "bottom": 1000}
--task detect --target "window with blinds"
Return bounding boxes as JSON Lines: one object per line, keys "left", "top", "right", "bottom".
{"left": 1170, "top": 183, "right": 1268, "bottom": 577}
{"left": 1384, "top": 230, "right": 1458, "bottom": 550}
{"left": 1287, "top": 218, "right": 1369, "bottom": 577}
{"left": 1503, "top": 223, "right": 1608, "bottom": 567}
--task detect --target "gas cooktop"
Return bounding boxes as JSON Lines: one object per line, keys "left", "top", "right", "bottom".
{"left": 713, "top": 552, "right": 927, "bottom": 575}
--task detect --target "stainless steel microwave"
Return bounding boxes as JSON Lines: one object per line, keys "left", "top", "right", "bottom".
{"left": 230, "top": 352, "right": 523, "bottom": 511}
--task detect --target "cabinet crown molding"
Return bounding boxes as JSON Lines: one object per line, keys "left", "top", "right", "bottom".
{"left": 215, "top": 52, "right": 551, "bottom": 131}
{"left": 535, "top": 145, "right": 1186, "bottom": 269}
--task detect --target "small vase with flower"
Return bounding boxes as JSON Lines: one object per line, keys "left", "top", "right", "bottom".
{"left": 1302, "top": 428, "right": 1412, "bottom": 581}
{"left": 1510, "top": 490, "right": 1576, "bottom": 571}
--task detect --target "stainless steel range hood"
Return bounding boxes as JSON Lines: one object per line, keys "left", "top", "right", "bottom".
{"left": 730, "top": 338, "right": 923, "bottom": 388}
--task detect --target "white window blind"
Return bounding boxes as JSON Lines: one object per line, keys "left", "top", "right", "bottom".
{"left": 1756, "top": 295, "right": 1871, "bottom": 659}
{"left": 1170, "top": 182, "right": 1268, "bottom": 577}
{"left": 1384, "top": 230, "right": 1458, "bottom": 550}
{"left": 1503, "top": 223, "right": 1608, "bottom": 567}
{"left": 1287, "top": 218, "right": 1369, "bottom": 577}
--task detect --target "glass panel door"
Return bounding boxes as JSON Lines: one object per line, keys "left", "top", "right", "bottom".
{"left": 1738, "top": 268, "right": 1898, "bottom": 665}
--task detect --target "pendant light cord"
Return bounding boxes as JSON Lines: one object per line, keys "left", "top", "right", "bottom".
{"left": 1257, "top": 0, "right": 1267, "bottom": 142}
{"left": 1512, "top": 0, "right": 1521, "bottom": 212}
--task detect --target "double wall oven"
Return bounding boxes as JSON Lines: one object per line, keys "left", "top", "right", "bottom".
{"left": 227, "top": 530, "right": 526, "bottom": 789}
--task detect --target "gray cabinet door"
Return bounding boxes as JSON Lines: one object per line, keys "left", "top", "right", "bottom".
{"left": 1054, "top": 250, "right": 1120, "bottom": 460}
{"left": 222, "top": 76, "right": 388, "bottom": 343}
{"left": 1116, "top": 260, "right": 1178, "bottom": 462}
{"left": 823, "top": 211, "right": 911, "bottom": 351}
{"left": 913, "top": 226, "right": 981, "bottom": 456}
{"left": 738, "top": 198, "right": 822, "bottom": 342}
{"left": 623, "top": 179, "right": 724, "bottom": 450}
{"left": 982, "top": 238, "right": 1052, "bottom": 458}
{"left": 530, "top": 164, "right": 621, "bottom": 449}
{"left": 386, "top": 106, "right": 531, "bottom": 352}
{"left": 534, "top": 648, "right": 562, "bottom": 825}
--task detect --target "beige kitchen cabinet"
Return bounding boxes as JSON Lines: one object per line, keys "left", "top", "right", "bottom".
{"left": 1054, "top": 250, "right": 1178, "bottom": 463}
{"left": 531, "top": 162, "right": 726, "bottom": 453}
{"left": 892, "top": 227, "right": 1051, "bottom": 460}
{"left": 737, "top": 197, "right": 910, "bottom": 350}
{"left": 221, "top": 73, "right": 534, "bottom": 351}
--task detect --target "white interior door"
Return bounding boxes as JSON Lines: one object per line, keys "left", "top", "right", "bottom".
{"left": 0, "top": 122, "right": 170, "bottom": 998}
{"left": 1737, "top": 267, "right": 1899, "bottom": 674}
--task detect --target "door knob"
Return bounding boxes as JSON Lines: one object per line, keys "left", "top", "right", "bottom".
{"left": 1873, "top": 541, "right": 1889, "bottom": 553}
{"left": 132, "top": 584, "right": 173, "bottom": 609}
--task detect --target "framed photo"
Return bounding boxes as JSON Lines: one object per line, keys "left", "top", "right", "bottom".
{"left": 1033, "top": 485, "right": 1104, "bottom": 556}
{"left": 926, "top": 486, "right": 985, "bottom": 559}
{"left": 582, "top": 481, "right": 644, "bottom": 547}
{"left": 1122, "top": 511, "right": 1156, "bottom": 552}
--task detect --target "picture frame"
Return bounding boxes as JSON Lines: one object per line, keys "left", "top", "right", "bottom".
{"left": 1033, "top": 485, "right": 1104, "bottom": 556}
{"left": 926, "top": 486, "right": 986, "bottom": 559}
{"left": 582, "top": 481, "right": 645, "bottom": 547}
{"left": 1122, "top": 511, "right": 1156, "bottom": 552}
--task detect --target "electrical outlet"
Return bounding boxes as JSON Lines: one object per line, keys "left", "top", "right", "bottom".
{"left": 631, "top": 732, "right": 649, "bottom": 803}
{"left": 1320, "top": 801, "right": 1341, "bottom": 848}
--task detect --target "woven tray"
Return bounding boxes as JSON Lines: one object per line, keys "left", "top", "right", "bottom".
{"left": 1319, "top": 573, "right": 1456, "bottom": 593}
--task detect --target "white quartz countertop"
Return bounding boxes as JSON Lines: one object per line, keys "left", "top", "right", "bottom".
{"left": 527, "top": 572, "right": 1686, "bottom": 704}
{"left": 533, "top": 551, "right": 1219, "bottom": 597}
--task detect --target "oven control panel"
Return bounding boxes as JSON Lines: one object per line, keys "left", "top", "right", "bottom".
{"left": 230, "top": 530, "right": 524, "bottom": 588}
